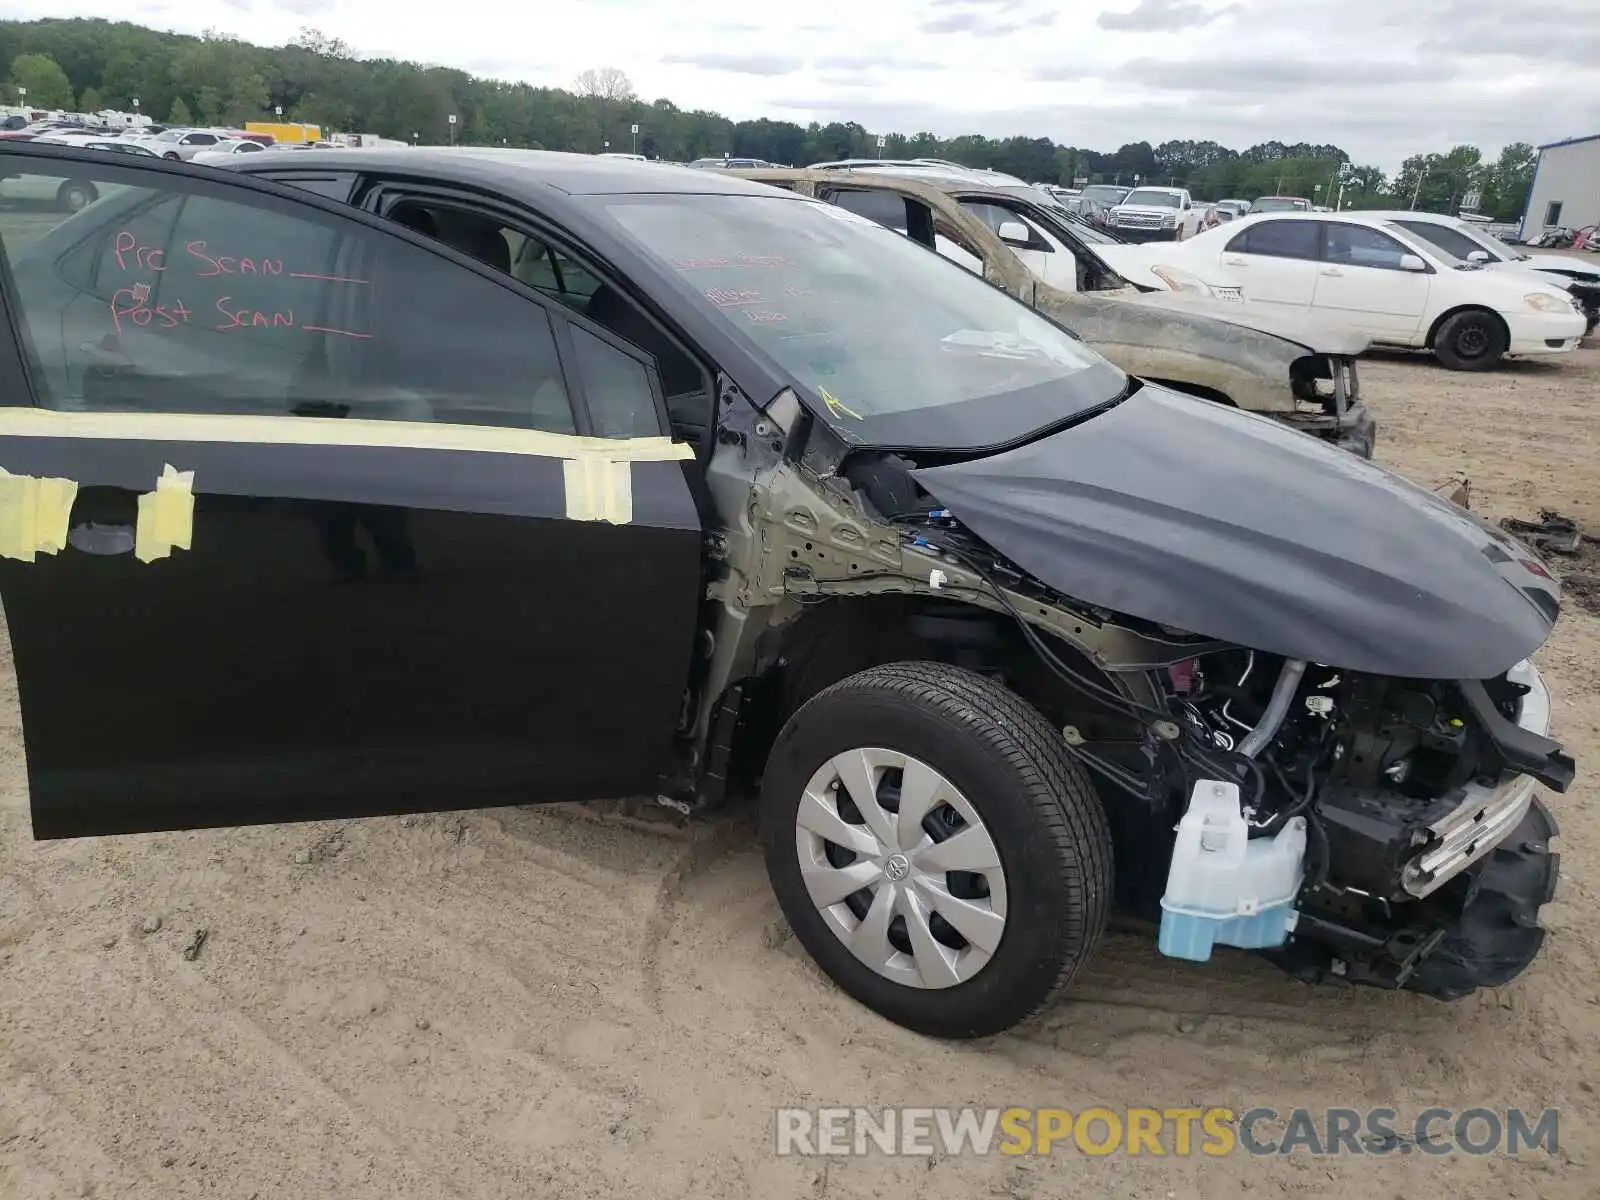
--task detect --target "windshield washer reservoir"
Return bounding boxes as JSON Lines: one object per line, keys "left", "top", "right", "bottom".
{"left": 1158, "top": 780, "right": 1306, "bottom": 961}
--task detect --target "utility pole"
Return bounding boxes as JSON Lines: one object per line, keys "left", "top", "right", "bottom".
{"left": 1410, "top": 166, "right": 1428, "bottom": 210}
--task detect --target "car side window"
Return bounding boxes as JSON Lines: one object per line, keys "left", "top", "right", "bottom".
{"left": 1227, "top": 220, "right": 1320, "bottom": 261}
{"left": 1323, "top": 224, "right": 1412, "bottom": 270}
{"left": 959, "top": 201, "right": 1051, "bottom": 251}
{"left": 569, "top": 325, "right": 661, "bottom": 439}
{"left": 827, "top": 189, "right": 909, "bottom": 233}
{"left": 373, "top": 196, "right": 684, "bottom": 437}
{"left": 506, "top": 233, "right": 603, "bottom": 306}
{"left": 0, "top": 158, "right": 580, "bottom": 434}
{"left": 1395, "top": 221, "right": 1483, "bottom": 262}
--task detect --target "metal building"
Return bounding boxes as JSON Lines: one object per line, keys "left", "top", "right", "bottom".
{"left": 1520, "top": 133, "right": 1600, "bottom": 238}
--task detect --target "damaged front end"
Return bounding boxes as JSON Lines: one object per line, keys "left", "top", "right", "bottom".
{"left": 896, "top": 380, "right": 1574, "bottom": 997}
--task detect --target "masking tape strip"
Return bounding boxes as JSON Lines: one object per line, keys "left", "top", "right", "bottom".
{"left": 0, "top": 469, "right": 79, "bottom": 563}
{"left": 562, "top": 458, "right": 633, "bottom": 525}
{"left": 0, "top": 408, "right": 694, "bottom": 465}
{"left": 133, "top": 464, "right": 196, "bottom": 563}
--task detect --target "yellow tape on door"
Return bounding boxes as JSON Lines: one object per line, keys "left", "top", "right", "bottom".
{"left": 0, "top": 469, "right": 79, "bottom": 562}
{"left": 133, "top": 464, "right": 196, "bottom": 563}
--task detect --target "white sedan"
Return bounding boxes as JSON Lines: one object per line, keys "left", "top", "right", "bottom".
{"left": 1134, "top": 211, "right": 1586, "bottom": 369}
{"left": 1364, "top": 210, "right": 1599, "bottom": 336}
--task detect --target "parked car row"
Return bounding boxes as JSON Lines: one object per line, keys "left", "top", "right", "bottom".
{"left": 0, "top": 143, "right": 1575, "bottom": 1042}
{"left": 1116, "top": 209, "right": 1589, "bottom": 368}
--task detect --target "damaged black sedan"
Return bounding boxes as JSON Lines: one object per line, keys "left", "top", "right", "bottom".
{"left": 0, "top": 145, "right": 1574, "bottom": 1039}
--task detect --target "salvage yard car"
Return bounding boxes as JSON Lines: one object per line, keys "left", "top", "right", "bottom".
{"left": 0, "top": 145, "right": 1573, "bottom": 1039}
{"left": 736, "top": 166, "right": 1375, "bottom": 456}
{"left": 1140, "top": 210, "right": 1588, "bottom": 370}
{"left": 1368, "top": 209, "right": 1600, "bottom": 336}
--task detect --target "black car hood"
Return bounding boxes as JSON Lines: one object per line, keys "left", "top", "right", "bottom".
{"left": 912, "top": 385, "right": 1560, "bottom": 680}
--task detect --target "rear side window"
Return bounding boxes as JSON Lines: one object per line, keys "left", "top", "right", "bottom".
{"left": 828, "top": 189, "right": 910, "bottom": 233}
{"left": 0, "top": 157, "right": 578, "bottom": 434}
{"left": 1226, "top": 220, "right": 1321, "bottom": 261}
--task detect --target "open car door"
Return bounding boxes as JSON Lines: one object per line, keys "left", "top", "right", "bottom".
{"left": 0, "top": 148, "right": 704, "bottom": 837}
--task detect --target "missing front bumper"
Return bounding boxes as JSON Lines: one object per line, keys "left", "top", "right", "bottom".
{"left": 1278, "top": 403, "right": 1377, "bottom": 459}
{"left": 1401, "top": 660, "right": 1558, "bottom": 900}
{"left": 1280, "top": 356, "right": 1375, "bottom": 457}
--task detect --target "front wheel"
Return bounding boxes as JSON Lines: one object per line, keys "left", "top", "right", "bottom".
{"left": 1433, "top": 309, "right": 1508, "bottom": 370}
{"left": 759, "top": 661, "right": 1112, "bottom": 1038}
{"left": 57, "top": 180, "right": 96, "bottom": 212}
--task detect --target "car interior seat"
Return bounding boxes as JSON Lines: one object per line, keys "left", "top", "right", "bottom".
{"left": 431, "top": 209, "right": 511, "bottom": 274}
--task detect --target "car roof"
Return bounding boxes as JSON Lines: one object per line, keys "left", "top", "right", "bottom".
{"left": 733, "top": 166, "right": 1048, "bottom": 207}
{"left": 227, "top": 146, "right": 798, "bottom": 198}
{"left": 1356, "top": 210, "right": 1471, "bottom": 225}
{"left": 810, "top": 159, "right": 1032, "bottom": 186}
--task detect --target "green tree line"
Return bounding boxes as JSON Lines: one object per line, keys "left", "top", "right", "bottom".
{"left": 0, "top": 18, "right": 1538, "bottom": 220}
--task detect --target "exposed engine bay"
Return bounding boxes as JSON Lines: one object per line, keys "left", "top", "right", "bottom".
{"left": 1157, "top": 648, "right": 1569, "bottom": 994}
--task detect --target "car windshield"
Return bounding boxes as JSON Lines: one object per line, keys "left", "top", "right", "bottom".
{"left": 153, "top": 130, "right": 183, "bottom": 142}
{"left": 601, "top": 194, "right": 1124, "bottom": 451}
{"left": 1122, "top": 189, "right": 1181, "bottom": 208}
{"left": 1080, "top": 185, "right": 1128, "bottom": 205}
{"left": 1252, "top": 197, "right": 1307, "bottom": 212}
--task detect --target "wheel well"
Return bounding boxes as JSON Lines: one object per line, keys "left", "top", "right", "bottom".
{"left": 1145, "top": 379, "right": 1236, "bottom": 407}
{"left": 723, "top": 595, "right": 1143, "bottom": 799}
{"left": 1426, "top": 305, "right": 1508, "bottom": 350}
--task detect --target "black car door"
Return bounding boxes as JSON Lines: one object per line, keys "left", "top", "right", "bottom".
{"left": 0, "top": 148, "right": 704, "bottom": 837}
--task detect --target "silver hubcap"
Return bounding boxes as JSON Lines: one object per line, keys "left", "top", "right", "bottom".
{"left": 794, "top": 747, "right": 1008, "bottom": 990}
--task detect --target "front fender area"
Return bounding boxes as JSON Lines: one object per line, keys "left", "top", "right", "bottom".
{"left": 1034, "top": 286, "right": 1302, "bottom": 414}
{"left": 1094, "top": 342, "right": 1287, "bottom": 412}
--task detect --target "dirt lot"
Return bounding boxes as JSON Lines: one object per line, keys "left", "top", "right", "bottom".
{"left": 2, "top": 343, "right": 1597, "bottom": 1200}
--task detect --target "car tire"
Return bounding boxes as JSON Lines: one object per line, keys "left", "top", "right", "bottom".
{"left": 163, "top": 152, "right": 180, "bottom": 160}
{"left": 1432, "top": 309, "right": 1509, "bottom": 370}
{"left": 759, "top": 661, "right": 1111, "bottom": 1038}
{"left": 56, "top": 180, "right": 96, "bottom": 212}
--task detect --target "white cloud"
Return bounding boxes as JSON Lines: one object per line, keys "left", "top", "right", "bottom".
{"left": 3, "top": 0, "right": 1596, "bottom": 170}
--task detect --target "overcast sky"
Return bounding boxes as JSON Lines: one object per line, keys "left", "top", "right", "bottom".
{"left": 7, "top": 0, "right": 1598, "bottom": 170}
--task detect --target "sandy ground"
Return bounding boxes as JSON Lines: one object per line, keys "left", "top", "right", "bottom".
{"left": 1, "top": 341, "right": 1597, "bottom": 1199}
